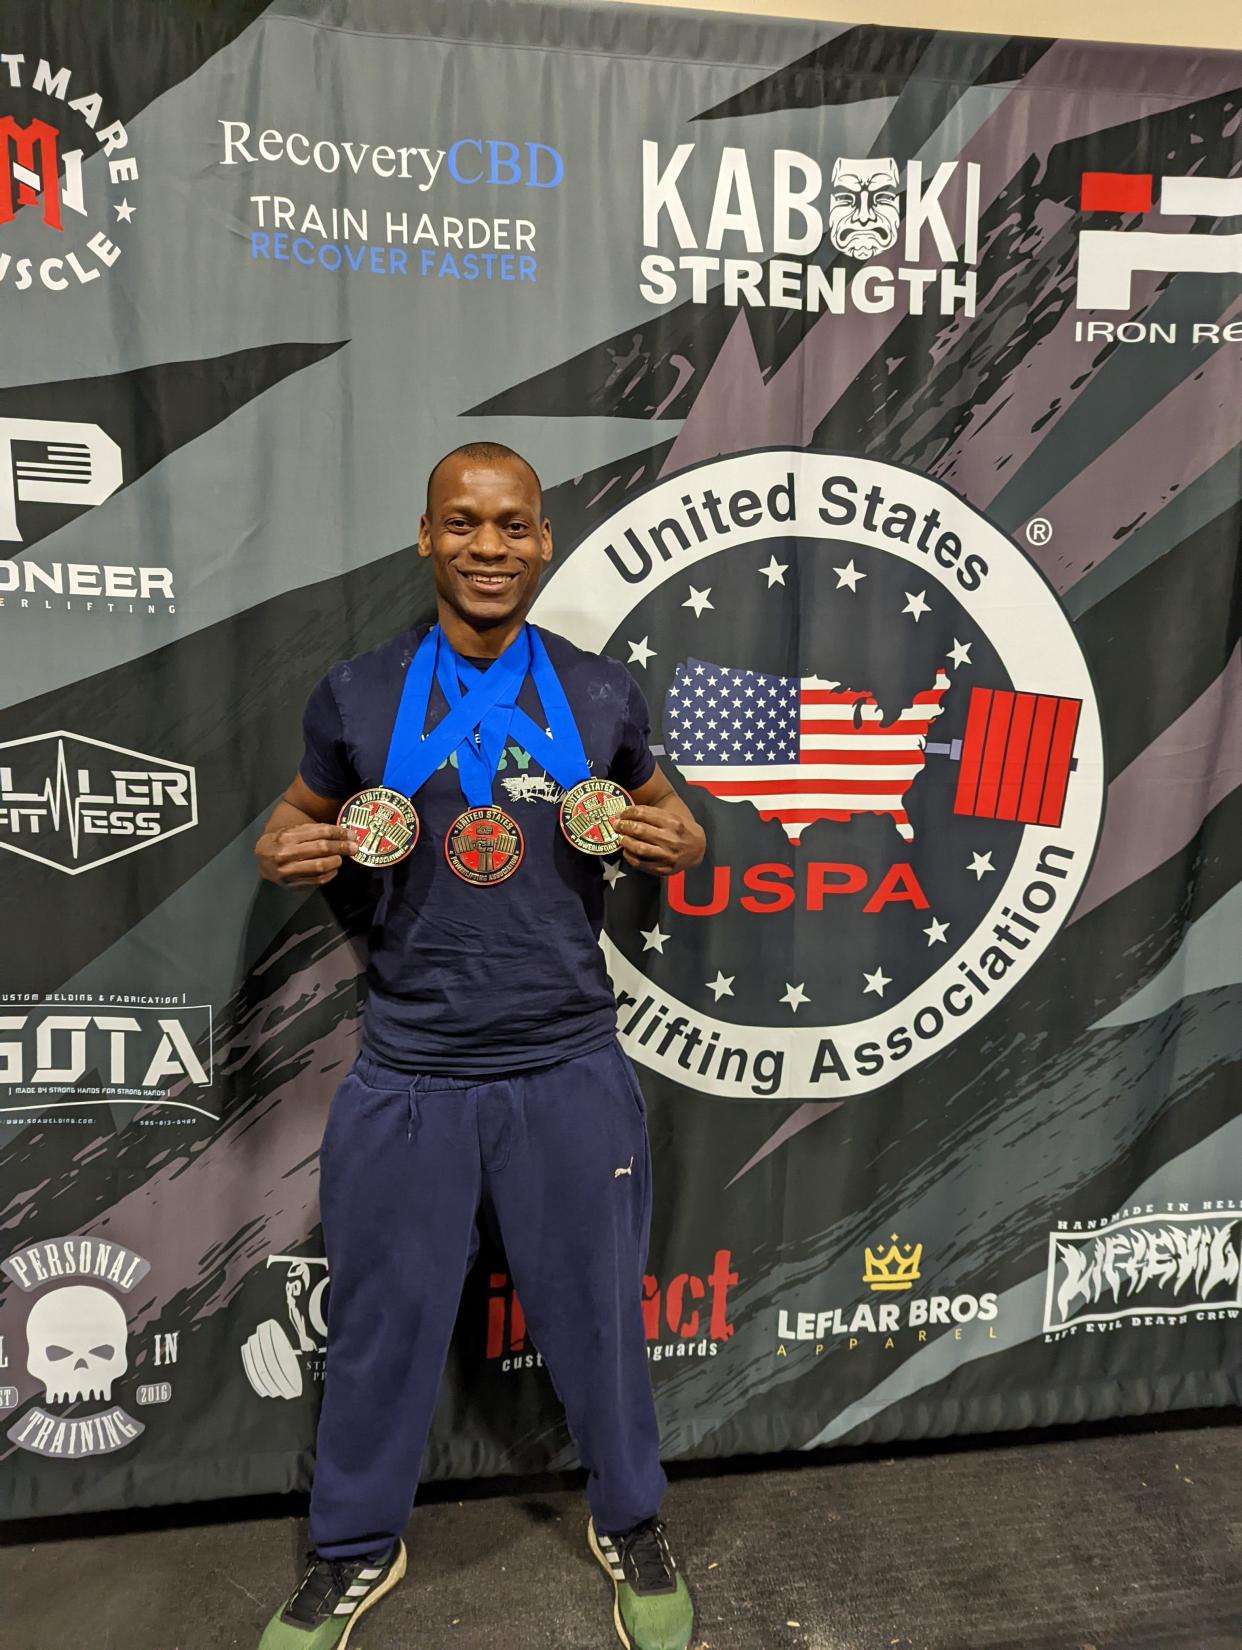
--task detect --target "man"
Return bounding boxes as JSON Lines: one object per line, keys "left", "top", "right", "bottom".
{"left": 253, "top": 442, "right": 705, "bottom": 1650}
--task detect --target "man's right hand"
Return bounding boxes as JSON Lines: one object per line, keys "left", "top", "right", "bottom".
{"left": 256, "top": 821, "right": 358, "bottom": 887}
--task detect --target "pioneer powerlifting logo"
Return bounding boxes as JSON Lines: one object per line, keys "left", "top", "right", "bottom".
{"left": 0, "top": 731, "right": 197, "bottom": 873}
{"left": 533, "top": 451, "right": 1104, "bottom": 1101}
{"left": 1, "top": 1237, "right": 179, "bottom": 1459}
{"left": 0, "top": 51, "right": 139, "bottom": 293}
{"left": 639, "top": 144, "right": 980, "bottom": 316}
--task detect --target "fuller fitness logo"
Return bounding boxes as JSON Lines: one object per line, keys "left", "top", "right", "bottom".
{"left": 533, "top": 451, "right": 1104, "bottom": 1101}
{"left": 0, "top": 731, "right": 197, "bottom": 873}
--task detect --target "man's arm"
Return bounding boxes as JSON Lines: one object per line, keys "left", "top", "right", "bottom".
{"left": 255, "top": 773, "right": 357, "bottom": 887}
{"left": 613, "top": 764, "right": 706, "bottom": 877}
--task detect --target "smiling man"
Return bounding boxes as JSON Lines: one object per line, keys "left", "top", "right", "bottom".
{"left": 253, "top": 442, "right": 704, "bottom": 1650}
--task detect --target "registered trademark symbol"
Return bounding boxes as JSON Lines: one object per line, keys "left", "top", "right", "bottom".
{"left": 1026, "top": 517, "right": 1053, "bottom": 547}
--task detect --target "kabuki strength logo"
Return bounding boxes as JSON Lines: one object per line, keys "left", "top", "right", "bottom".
{"left": 533, "top": 451, "right": 1104, "bottom": 1101}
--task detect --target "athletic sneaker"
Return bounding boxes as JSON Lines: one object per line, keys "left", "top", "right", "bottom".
{"left": 588, "top": 1515, "right": 694, "bottom": 1650}
{"left": 256, "top": 1540, "right": 406, "bottom": 1648}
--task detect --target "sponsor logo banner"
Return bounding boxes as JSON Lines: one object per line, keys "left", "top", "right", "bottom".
{"left": 0, "top": 731, "right": 197, "bottom": 873}
{"left": 534, "top": 451, "right": 1104, "bottom": 1100}
{"left": 1044, "top": 1207, "right": 1242, "bottom": 1335}
{"left": 240, "top": 1255, "right": 329, "bottom": 1401}
{"left": 1, "top": 1236, "right": 179, "bottom": 1458}
{"left": 640, "top": 145, "right": 981, "bottom": 316}
{"left": 0, "top": 53, "right": 139, "bottom": 295}
{"left": 0, "top": 996, "right": 213, "bottom": 1117}
{"left": 775, "top": 1231, "right": 999, "bottom": 1354}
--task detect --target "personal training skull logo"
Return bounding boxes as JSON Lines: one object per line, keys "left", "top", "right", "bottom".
{"left": 828, "top": 158, "right": 902, "bottom": 261}
{"left": 26, "top": 1284, "right": 129, "bottom": 1403}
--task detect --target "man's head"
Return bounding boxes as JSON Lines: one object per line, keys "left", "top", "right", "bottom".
{"left": 419, "top": 442, "right": 551, "bottom": 636}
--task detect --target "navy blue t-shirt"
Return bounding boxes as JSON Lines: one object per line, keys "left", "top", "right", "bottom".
{"left": 298, "top": 624, "right": 655, "bottom": 1075}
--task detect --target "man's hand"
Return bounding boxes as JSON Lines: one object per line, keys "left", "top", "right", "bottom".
{"left": 256, "top": 821, "right": 357, "bottom": 888}
{"left": 613, "top": 802, "right": 706, "bottom": 878}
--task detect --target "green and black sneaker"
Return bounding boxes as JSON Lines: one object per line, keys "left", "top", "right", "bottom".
{"left": 588, "top": 1515, "right": 694, "bottom": 1650}
{"left": 256, "top": 1540, "right": 406, "bottom": 1649}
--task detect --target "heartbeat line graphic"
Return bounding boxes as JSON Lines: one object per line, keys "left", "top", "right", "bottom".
{"left": 0, "top": 731, "right": 198, "bottom": 877}
{"left": 18, "top": 738, "right": 102, "bottom": 861}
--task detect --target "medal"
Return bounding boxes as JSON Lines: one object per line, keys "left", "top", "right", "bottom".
{"left": 559, "top": 778, "right": 631, "bottom": 856}
{"left": 338, "top": 787, "right": 420, "bottom": 868}
{"left": 445, "top": 805, "right": 524, "bottom": 885}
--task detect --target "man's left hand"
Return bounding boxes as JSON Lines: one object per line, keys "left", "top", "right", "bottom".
{"left": 613, "top": 804, "right": 706, "bottom": 877}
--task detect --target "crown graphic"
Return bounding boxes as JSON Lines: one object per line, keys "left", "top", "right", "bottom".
{"left": 863, "top": 1233, "right": 923, "bottom": 1292}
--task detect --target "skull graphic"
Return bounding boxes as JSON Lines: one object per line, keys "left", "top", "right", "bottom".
{"left": 26, "top": 1285, "right": 129, "bottom": 1403}
{"left": 828, "top": 158, "right": 902, "bottom": 261}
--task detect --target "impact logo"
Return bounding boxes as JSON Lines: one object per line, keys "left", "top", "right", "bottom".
{"left": 0, "top": 731, "right": 197, "bottom": 874}
{"left": 240, "top": 1255, "right": 329, "bottom": 1400}
{"left": 639, "top": 143, "right": 980, "bottom": 316}
{"left": 1, "top": 1236, "right": 178, "bottom": 1458}
{"left": 1044, "top": 1208, "right": 1242, "bottom": 1336}
{"left": 0, "top": 52, "right": 139, "bottom": 294}
{"left": 1074, "top": 171, "right": 1242, "bottom": 343}
{"left": 777, "top": 1231, "right": 998, "bottom": 1353}
{"left": 533, "top": 451, "right": 1104, "bottom": 1101}
{"left": 487, "top": 1250, "right": 738, "bottom": 1372}
{"left": 0, "top": 1000, "right": 213, "bottom": 1116}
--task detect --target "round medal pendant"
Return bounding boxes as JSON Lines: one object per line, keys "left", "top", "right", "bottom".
{"left": 444, "top": 806, "right": 524, "bottom": 885}
{"left": 559, "top": 778, "right": 632, "bottom": 857}
{"left": 338, "top": 787, "right": 420, "bottom": 869}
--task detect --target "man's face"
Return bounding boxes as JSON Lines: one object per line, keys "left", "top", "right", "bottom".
{"left": 828, "top": 158, "right": 902, "bottom": 262}
{"left": 418, "top": 456, "right": 552, "bottom": 631}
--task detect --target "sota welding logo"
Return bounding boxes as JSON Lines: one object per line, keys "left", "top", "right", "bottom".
{"left": 533, "top": 451, "right": 1104, "bottom": 1102}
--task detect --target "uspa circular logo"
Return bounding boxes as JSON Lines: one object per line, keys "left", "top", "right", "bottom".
{"left": 533, "top": 451, "right": 1104, "bottom": 1102}
{"left": 0, "top": 54, "right": 139, "bottom": 294}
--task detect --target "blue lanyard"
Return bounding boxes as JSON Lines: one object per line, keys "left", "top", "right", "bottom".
{"left": 452, "top": 628, "right": 591, "bottom": 791}
{"left": 381, "top": 625, "right": 529, "bottom": 804}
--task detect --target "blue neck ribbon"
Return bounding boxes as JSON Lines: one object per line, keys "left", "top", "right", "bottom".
{"left": 381, "top": 624, "right": 592, "bottom": 809}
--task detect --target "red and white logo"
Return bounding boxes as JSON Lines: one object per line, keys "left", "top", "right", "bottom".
{"left": 0, "top": 54, "right": 139, "bottom": 293}
{"left": 1076, "top": 171, "right": 1242, "bottom": 311}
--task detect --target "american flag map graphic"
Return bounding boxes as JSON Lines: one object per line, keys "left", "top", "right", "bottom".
{"left": 664, "top": 659, "right": 953, "bottom": 843}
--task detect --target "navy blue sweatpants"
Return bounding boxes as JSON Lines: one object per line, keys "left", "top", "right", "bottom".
{"left": 308, "top": 1039, "right": 667, "bottom": 1558}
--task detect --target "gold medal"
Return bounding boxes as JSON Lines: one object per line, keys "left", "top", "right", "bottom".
{"left": 559, "top": 778, "right": 631, "bottom": 856}
{"left": 444, "top": 806, "right": 524, "bottom": 885}
{"left": 337, "top": 787, "right": 420, "bottom": 869}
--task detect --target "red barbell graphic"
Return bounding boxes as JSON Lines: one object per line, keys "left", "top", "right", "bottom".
{"left": 925, "top": 687, "right": 1082, "bottom": 829}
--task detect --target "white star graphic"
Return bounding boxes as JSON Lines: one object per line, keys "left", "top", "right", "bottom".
{"left": 602, "top": 861, "right": 626, "bottom": 889}
{"left": 923, "top": 918, "right": 950, "bottom": 946}
{"left": 862, "top": 967, "right": 891, "bottom": 997}
{"left": 902, "top": 590, "right": 931, "bottom": 622}
{"left": 967, "top": 851, "right": 995, "bottom": 881}
{"left": 113, "top": 198, "right": 136, "bottom": 223}
{"left": 948, "top": 637, "right": 972, "bottom": 668}
{"left": 627, "top": 636, "right": 656, "bottom": 669}
{"left": 780, "top": 982, "right": 810, "bottom": 1012}
{"left": 706, "top": 971, "right": 735, "bottom": 1001}
{"left": 640, "top": 924, "right": 669, "bottom": 954}
{"left": 833, "top": 559, "right": 866, "bottom": 592}
{"left": 683, "top": 585, "right": 714, "bottom": 618}
{"left": 759, "top": 556, "right": 788, "bottom": 588}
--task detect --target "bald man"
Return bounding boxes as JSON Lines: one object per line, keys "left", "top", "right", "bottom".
{"left": 253, "top": 443, "right": 703, "bottom": 1650}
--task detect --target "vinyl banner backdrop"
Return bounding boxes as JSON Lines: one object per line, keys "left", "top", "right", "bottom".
{"left": 0, "top": 0, "right": 1240, "bottom": 1518}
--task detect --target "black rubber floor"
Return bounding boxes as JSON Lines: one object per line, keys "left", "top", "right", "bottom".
{"left": 4, "top": 1413, "right": 1240, "bottom": 1650}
